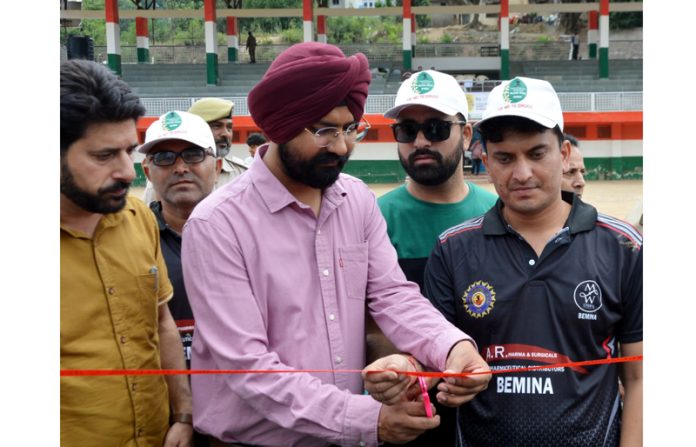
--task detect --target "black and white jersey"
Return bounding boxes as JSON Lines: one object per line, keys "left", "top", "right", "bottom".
{"left": 424, "top": 193, "right": 642, "bottom": 446}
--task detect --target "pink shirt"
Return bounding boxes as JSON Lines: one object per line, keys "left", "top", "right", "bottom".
{"left": 182, "top": 146, "right": 470, "bottom": 446}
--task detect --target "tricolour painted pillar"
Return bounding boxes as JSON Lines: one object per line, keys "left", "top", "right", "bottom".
{"left": 500, "top": 0, "right": 510, "bottom": 80}
{"left": 411, "top": 14, "right": 416, "bottom": 56}
{"left": 318, "top": 15, "right": 327, "bottom": 43}
{"left": 136, "top": 17, "right": 149, "bottom": 64}
{"left": 303, "top": 0, "right": 314, "bottom": 42}
{"left": 402, "top": 0, "right": 412, "bottom": 70}
{"left": 105, "top": 0, "right": 121, "bottom": 75}
{"left": 227, "top": 16, "right": 238, "bottom": 62}
{"left": 204, "top": 0, "right": 218, "bottom": 85}
{"left": 599, "top": 0, "right": 609, "bottom": 78}
{"left": 588, "top": 10, "right": 598, "bottom": 59}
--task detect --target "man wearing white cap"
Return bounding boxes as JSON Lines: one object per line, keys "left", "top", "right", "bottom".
{"left": 140, "top": 110, "right": 221, "bottom": 446}
{"left": 140, "top": 111, "right": 222, "bottom": 371}
{"left": 378, "top": 70, "right": 498, "bottom": 291}
{"left": 366, "top": 70, "right": 498, "bottom": 446}
{"left": 142, "top": 98, "right": 247, "bottom": 204}
{"left": 420, "top": 77, "right": 643, "bottom": 445}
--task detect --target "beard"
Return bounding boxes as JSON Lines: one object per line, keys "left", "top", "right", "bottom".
{"left": 216, "top": 137, "right": 230, "bottom": 158}
{"left": 398, "top": 136, "right": 463, "bottom": 186}
{"left": 278, "top": 143, "right": 352, "bottom": 189}
{"left": 60, "top": 159, "right": 131, "bottom": 214}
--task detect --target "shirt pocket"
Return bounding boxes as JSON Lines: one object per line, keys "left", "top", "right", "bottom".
{"left": 339, "top": 243, "right": 368, "bottom": 300}
{"left": 134, "top": 272, "right": 159, "bottom": 330}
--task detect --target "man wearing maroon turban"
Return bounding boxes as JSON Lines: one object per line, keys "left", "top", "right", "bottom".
{"left": 182, "top": 42, "right": 491, "bottom": 447}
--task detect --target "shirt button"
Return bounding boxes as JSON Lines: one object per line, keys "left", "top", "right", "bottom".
{"left": 528, "top": 259, "right": 536, "bottom": 266}
{"left": 120, "top": 336, "right": 127, "bottom": 344}
{"left": 359, "top": 442, "right": 365, "bottom": 447}
{"left": 335, "top": 356, "right": 342, "bottom": 364}
{"left": 322, "top": 269, "right": 330, "bottom": 277}
{"left": 137, "top": 428, "right": 143, "bottom": 437}
{"left": 329, "top": 314, "right": 336, "bottom": 321}
{"left": 131, "top": 383, "right": 137, "bottom": 391}
{"left": 317, "top": 229, "right": 321, "bottom": 235}
{"left": 108, "top": 288, "right": 115, "bottom": 295}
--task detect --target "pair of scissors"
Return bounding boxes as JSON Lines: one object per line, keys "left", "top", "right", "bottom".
{"left": 417, "top": 376, "right": 433, "bottom": 418}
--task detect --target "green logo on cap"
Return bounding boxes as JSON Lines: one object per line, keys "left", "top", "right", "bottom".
{"left": 411, "top": 72, "right": 435, "bottom": 94}
{"left": 503, "top": 78, "right": 527, "bottom": 103}
{"left": 162, "top": 111, "right": 182, "bottom": 131}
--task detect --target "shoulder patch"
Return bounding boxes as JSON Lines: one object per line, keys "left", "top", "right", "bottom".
{"left": 438, "top": 215, "right": 484, "bottom": 244}
{"left": 596, "top": 213, "right": 642, "bottom": 249}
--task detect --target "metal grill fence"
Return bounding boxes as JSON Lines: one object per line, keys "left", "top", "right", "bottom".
{"left": 139, "top": 91, "right": 642, "bottom": 117}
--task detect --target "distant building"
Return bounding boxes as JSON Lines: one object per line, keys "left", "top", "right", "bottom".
{"left": 431, "top": 0, "right": 530, "bottom": 28}
{"left": 327, "top": 0, "right": 376, "bottom": 7}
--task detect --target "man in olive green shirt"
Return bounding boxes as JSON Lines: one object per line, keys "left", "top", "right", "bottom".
{"left": 60, "top": 59, "right": 193, "bottom": 447}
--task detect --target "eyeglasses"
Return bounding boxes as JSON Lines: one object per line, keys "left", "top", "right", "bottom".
{"left": 148, "top": 146, "right": 214, "bottom": 167}
{"left": 304, "top": 119, "right": 371, "bottom": 148}
{"left": 391, "top": 119, "right": 467, "bottom": 143}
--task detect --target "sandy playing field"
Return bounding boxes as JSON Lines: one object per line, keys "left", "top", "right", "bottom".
{"left": 130, "top": 179, "right": 643, "bottom": 224}
{"left": 369, "top": 179, "right": 643, "bottom": 223}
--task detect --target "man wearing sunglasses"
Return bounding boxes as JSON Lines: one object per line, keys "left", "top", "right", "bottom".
{"left": 379, "top": 70, "right": 498, "bottom": 292}
{"left": 423, "top": 77, "right": 642, "bottom": 446}
{"left": 181, "top": 42, "right": 491, "bottom": 447}
{"left": 139, "top": 110, "right": 221, "bottom": 366}
{"left": 139, "top": 110, "right": 221, "bottom": 446}
{"left": 142, "top": 98, "right": 247, "bottom": 204}
{"left": 367, "top": 70, "right": 498, "bottom": 446}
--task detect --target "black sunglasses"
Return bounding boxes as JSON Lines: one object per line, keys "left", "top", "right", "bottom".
{"left": 148, "top": 147, "right": 213, "bottom": 167}
{"left": 391, "top": 119, "right": 467, "bottom": 143}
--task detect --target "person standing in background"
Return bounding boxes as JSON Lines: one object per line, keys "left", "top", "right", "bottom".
{"left": 246, "top": 31, "right": 257, "bottom": 63}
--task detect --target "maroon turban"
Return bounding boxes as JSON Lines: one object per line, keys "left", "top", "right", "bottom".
{"left": 248, "top": 42, "right": 372, "bottom": 144}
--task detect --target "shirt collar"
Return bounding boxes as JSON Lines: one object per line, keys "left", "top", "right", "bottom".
{"left": 149, "top": 200, "right": 181, "bottom": 238}
{"left": 482, "top": 190, "right": 597, "bottom": 236}
{"left": 249, "top": 144, "right": 348, "bottom": 214}
{"left": 60, "top": 198, "right": 137, "bottom": 238}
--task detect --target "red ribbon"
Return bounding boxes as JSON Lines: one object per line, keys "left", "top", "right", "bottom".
{"left": 60, "top": 355, "right": 642, "bottom": 377}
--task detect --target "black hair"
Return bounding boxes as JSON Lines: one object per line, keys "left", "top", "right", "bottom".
{"left": 477, "top": 116, "right": 564, "bottom": 153}
{"left": 246, "top": 133, "right": 267, "bottom": 146}
{"left": 563, "top": 133, "right": 579, "bottom": 147}
{"left": 60, "top": 59, "right": 145, "bottom": 155}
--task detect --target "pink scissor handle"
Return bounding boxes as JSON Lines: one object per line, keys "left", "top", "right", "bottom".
{"left": 418, "top": 376, "right": 433, "bottom": 418}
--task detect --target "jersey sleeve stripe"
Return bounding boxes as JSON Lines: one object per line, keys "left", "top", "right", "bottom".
{"left": 596, "top": 214, "right": 642, "bottom": 249}
{"left": 438, "top": 216, "right": 485, "bottom": 244}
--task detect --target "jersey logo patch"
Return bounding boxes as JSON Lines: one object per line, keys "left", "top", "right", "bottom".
{"left": 573, "top": 280, "right": 603, "bottom": 312}
{"left": 462, "top": 281, "right": 496, "bottom": 318}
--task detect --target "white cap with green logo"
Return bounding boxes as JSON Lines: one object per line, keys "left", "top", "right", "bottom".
{"left": 137, "top": 111, "right": 217, "bottom": 155}
{"left": 478, "top": 76, "right": 563, "bottom": 130}
{"left": 384, "top": 70, "right": 469, "bottom": 121}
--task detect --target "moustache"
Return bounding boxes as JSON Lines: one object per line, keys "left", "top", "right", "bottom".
{"left": 313, "top": 151, "right": 350, "bottom": 166}
{"left": 98, "top": 181, "right": 131, "bottom": 195}
{"left": 166, "top": 173, "right": 199, "bottom": 187}
{"left": 216, "top": 137, "right": 230, "bottom": 148}
{"left": 408, "top": 148, "right": 443, "bottom": 164}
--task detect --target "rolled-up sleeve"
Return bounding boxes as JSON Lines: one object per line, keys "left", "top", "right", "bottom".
{"left": 362, "top": 193, "right": 473, "bottom": 372}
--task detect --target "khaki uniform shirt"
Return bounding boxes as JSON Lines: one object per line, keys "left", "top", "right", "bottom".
{"left": 61, "top": 196, "right": 173, "bottom": 446}
{"left": 216, "top": 153, "right": 249, "bottom": 187}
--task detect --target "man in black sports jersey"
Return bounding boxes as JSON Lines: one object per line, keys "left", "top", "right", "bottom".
{"left": 367, "top": 76, "right": 643, "bottom": 446}
{"left": 427, "top": 77, "right": 642, "bottom": 446}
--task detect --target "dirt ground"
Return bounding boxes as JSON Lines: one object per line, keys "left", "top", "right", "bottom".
{"left": 130, "top": 179, "right": 643, "bottom": 223}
